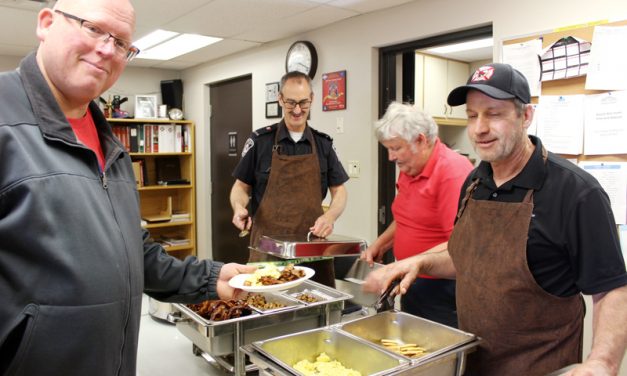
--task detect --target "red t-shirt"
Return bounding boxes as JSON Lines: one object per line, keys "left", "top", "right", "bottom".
{"left": 68, "top": 109, "right": 105, "bottom": 170}
{"left": 391, "top": 138, "right": 473, "bottom": 261}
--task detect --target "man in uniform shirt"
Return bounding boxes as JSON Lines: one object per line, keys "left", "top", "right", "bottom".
{"left": 230, "top": 71, "right": 349, "bottom": 268}
{"left": 365, "top": 63, "right": 627, "bottom": 375}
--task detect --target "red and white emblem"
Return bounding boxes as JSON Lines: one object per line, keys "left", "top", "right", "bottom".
{"left": 471, "top": 66, "right": 494, "bottom": 82}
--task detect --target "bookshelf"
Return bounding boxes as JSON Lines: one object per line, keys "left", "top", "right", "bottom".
{"left": 109, "top": 118, "right": 196, "bottom": 259}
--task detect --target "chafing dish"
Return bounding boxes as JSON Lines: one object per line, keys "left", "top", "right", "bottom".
{"left": 248, "top": 327, "right": 408, "bottom": 376}
{"left": 339, "top": 311, "right": 477, "bottom": 368}
{"left": 256, "top": 233, "right": 367, "bottom": 258}
{"left": 171, "top": 280, "right": 352, "bottom": 375}
{"left": 242, "top": 310, "right": 480, "bottom": 376}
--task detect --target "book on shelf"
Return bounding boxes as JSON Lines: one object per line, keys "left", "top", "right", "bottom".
{"left": 131, "top": 160, "right": 144, "bottom": 187}
{"left": 170, "top": 212, "right": 190, "bottom": 222}
{"left": 155, "top": 157, "right": 181, "bottom": 184}
{"left": 110, "top": 123, "right": 191, "bottom": 154}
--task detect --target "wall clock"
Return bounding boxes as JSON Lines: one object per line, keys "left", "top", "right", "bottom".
{"left": 285, "top": 41, "right": 318, "bottom": 79}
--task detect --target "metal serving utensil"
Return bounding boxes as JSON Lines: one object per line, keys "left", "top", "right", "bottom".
{"left": 373, "top": 279, "right": 401, "bottom": 313}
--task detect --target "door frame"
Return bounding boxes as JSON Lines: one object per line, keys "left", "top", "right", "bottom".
{"left": 376, "top": 25, "right": 493, "bottom": 247}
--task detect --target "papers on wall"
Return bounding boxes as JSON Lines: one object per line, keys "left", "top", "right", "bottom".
{"left": 540, "top": 36, "right": 591, "bottom": 82}
{"left": 502, "top": 38, "right": 543, "bottom": 97}
{"left": 578, "top": 161, "right": 627, "bottom": 224}
{"left": 536, "top": 95, "right": 584, "bottom": 154}
{"left": 585, "top": 25, "right": 627, "bottom": 90}
{"left": 583, "top": 91, "right": 627, "bottom": 155}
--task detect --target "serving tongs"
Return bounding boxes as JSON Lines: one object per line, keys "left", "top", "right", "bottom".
{"left": 373, "top": 279, "right": 401, "bottom": 313}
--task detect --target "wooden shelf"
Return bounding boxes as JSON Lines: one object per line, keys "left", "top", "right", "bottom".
{"left": 143, "top": 220, "right": 193, "bottom": 229}
{"left": 138, "top": 185, "right": 193, "bottom": 191}
{"left": 109, "top": 118, "right": 197, "bottom": 259}
{"left": 433, "top": 117, "right": 467, "bottom": 127}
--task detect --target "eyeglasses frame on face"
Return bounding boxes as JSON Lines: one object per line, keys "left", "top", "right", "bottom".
{"left": 54, "top": 9, "right": 140, "bottom": 61}
{"left": 281, "top": 97, "right": 312, "bottom": 110}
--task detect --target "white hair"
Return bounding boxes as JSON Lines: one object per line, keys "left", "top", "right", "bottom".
{"left": 375, "top": 102, "right": 438, "bottom": 144}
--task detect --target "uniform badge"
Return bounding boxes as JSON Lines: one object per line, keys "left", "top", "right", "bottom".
{"left": 242, "top": 138, "right": 254, "bottom": 157}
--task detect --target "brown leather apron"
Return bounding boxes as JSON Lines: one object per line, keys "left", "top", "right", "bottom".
{"left": 448, "top": 149, "right": 584, "bottom": 376}
{"left": 248, "top": 126, "right": 335, "bottom": 286}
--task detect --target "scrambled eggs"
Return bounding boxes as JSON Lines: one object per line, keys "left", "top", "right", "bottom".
{"left": 244, "top": 264, "right": 281, "bottom": 286}
{"left": 293, "top": 352, "right": 361, "bottom": 376}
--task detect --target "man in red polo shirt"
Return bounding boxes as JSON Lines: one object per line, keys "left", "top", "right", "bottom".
{"left": 363, "top": 102, "right": 472, "bottom": 327}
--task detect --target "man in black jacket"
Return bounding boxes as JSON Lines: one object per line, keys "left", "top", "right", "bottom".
{"left": 0, "top": 0, "right": 254, "bottom": 374}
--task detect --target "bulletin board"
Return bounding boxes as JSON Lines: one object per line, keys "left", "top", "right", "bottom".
{"left": 502, "top": 19, "right": 627, "bottom": 163}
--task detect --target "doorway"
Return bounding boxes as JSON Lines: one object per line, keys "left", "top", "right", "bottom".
{"left": 376, "top": 25, "right": 493, "bottom": 258}
{"left": 210, "top": 75, "right": 252, "bottom": 264}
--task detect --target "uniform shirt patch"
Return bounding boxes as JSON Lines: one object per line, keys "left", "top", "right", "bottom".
{"left": 242, "top": 138, "right": 254, "bottom": 157}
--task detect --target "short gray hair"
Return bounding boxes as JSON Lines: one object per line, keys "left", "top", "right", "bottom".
{"left": 375, "top": 102, "right": 438, "bottom": 143}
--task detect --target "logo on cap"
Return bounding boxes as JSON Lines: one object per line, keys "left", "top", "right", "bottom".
{"left": 471, "top": 66, "right": 494, "bottom": 82}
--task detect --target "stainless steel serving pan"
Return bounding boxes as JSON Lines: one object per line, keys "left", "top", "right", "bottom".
{"left": 338, "top": 311, "right": 477, "bottom": 365}
{"left": 250, "top": 327, "right": 408, "bottom": 376}
{"left": 256, "top": 233, "right": 367, "bottom": 258}
{"left": 244, "top": 310, "right": 481, "bottom": 376}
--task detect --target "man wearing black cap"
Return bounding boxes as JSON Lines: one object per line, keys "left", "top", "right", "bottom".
{"left": 365, "top": 63, "right": 627, "bottom": 375}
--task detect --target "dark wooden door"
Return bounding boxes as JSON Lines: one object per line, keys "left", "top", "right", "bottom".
{"left": 210, "top": 75, "right": 252, "bottom": 264}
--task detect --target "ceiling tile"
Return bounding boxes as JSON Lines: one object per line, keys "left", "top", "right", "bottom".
{"left": 327, "top": 0, "right": 415, "bottom": 13}
{"left": 163, "top": 0, "right": 319, "bottom": 38}
{"left": 235, "top": 4, "right": 358, "bottom": 42}
{"left": 0, "top": 7, "right": 39, "bottom": 49}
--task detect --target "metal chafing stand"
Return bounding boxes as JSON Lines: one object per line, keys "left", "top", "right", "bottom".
{"left": 255, "top": 233, "right": 367, "bottom": 258}
{"left": 170, "top": 280, "right": 353, "bottom": 375}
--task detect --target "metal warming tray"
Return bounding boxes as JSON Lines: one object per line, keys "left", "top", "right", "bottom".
{"left": 171, "top": 280, "right": 352, "bottom": 375}
{"left": 256, "top": 233, "right": 367, "bottom": 258}
{"left": 248, "top": 327, "right": 408, "bottom": 376}
{"left": 242, "top": 310, "right": 480, "bottom": 376}
{"left": 339, "top": 311, "right": 479, "bottom": 374}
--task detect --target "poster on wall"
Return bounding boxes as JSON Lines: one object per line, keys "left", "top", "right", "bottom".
{"left": 322, "top": 70, "right": 346, "bottom": 111}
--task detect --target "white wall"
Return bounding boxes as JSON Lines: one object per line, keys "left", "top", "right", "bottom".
{"left": 102, "top": 66, "right": 181, "bottom": 117}
{"left": 0, "top": 55, "right": 24, "bottom": 71}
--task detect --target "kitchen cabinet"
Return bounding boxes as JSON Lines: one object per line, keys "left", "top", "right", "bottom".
{"left": 415, "top": 53, "right": 469, "bottom": 126}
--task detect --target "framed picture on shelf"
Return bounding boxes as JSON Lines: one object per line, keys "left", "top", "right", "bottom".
{"left": 266, "top": 101, "right": 282, "bottom": 118}
{"left": 322, "top": 70, "right": 347, "bottom": 111}
{"left": 135, "top": 94, "right": 158, "bottom": 119}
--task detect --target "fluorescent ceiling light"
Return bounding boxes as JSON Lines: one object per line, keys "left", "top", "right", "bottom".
{"left": 425, "top": 37, "right": 493, "bottom": 54}
{"left": 135, "top": 30, "right": 222, "bottom": 60}
{"left": 134, "top": 29, "right": 178, "bottom": 51}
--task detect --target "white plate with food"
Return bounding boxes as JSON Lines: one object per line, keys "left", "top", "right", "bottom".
{"left": 229, "top": 264, "right": 315, "bottom": 293}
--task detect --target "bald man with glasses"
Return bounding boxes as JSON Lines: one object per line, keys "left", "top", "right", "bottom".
{"left": 0, "top": 1, "right": 255, "bottom": 374}
{"left": 230, "top": 71, "right": 349, "bottom": 283}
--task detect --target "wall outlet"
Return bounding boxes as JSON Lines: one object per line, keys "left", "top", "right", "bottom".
{"left": 348, "top": 160, "right": 360, "bottom": 178}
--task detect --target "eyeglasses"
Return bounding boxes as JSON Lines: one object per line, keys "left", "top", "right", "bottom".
{"left": 282, "top": 98, "right": 311, "bottom": 110}
{"left": 54, "top": 10, "right": 140, "bottom": 61}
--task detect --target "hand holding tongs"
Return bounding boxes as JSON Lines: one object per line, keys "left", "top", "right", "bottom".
{"left": 374, "top": 279, "right": 401, "bottom": 313}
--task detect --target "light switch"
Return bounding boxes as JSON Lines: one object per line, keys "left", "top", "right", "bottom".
{"left": 336, "top": 117, "right": 344, "bottom": 133}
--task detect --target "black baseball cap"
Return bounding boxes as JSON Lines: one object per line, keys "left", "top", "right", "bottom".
{"left": 447, "top": 63, "right": 531, "bottom": 106}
